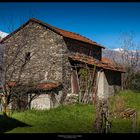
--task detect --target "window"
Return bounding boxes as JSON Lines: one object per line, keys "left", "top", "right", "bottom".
{"left": 25, "top": 52, "right": 31, "bottom": 62}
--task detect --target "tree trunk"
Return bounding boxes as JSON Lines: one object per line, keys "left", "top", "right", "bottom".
{"left": 2, "top": 97, "right": 9, "bottom": 117}
{"left": 93, "top": 99, "right": 111, "bottom": 133}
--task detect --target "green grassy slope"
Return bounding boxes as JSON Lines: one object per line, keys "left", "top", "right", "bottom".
{"left": 0, "top": 90, "right": 140, "bottom": 133}
{"left": 4, "top": 104, "right": 95, "bottom": 133}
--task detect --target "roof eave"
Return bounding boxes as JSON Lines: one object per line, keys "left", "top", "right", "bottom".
{"left": 0, "top": 18, "right": 105, "bottom": 49}
{"left": 69, "top": 56, "right": 126, "bottom": 73}
{"left": 0, "top": 20, "right": 31, "bottom": 43}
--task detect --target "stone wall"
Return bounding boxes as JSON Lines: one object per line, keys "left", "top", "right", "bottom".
{"left": 2, "top": 21, "right": 71, "bottom": 109}
{"left": 30, "top": 94, "right": 51, "bottom": 110}
{"left": 60, "top": 39, "right": 72, "bottom": 103}
{"left": 97, "top": 70, "right": 105, "bottom": 99}
{"left": 60, "top": 37, "right": 103, "bottom": 103}
{"left": 1, "top": 20, "right": 117, "bottom": 109}
{"left": 2, "top": 21, "right": 67, "bottom": 84}
{"left": 97, "top": 70, "right": 122, "bottom": 100}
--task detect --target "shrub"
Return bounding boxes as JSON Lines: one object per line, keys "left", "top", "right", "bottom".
{"left": 130, "top": 72, "right": 140, "bottom": 91}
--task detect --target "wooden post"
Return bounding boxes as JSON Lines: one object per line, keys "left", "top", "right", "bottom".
{"left": 75, "top": 68, "right": 81, "bottom": 103}
{"left": 94, "top": 98, "right": 112, "bottom": 133}
{"left": 132, "top": 112, "right": 137, "bottom": 133}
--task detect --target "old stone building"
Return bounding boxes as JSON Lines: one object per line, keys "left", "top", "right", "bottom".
{"left": 0, "top": 18, "right": 125, "bottom": 110}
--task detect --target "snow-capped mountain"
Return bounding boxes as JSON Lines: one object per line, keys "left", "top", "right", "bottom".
{"left": 0, "top": 31, "right": 8, "bottom": 40}
{"left": 113, "top": 48, "right": 124, "bottom": 52}
{"left": 103, "top": 48, "right": 140, "bottom": 58}
{"left": 103, "top": 48, "right": 140, "bottom": 71}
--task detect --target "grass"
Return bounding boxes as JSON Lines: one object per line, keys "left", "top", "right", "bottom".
{"left": 1, "top": 104, "right": 95, "bottom": 133}
{"left": 0, "top": 90, "right": 140, "bottom": 133}
{"left": 109, "top": 90, "right": 140, "bottom": 133}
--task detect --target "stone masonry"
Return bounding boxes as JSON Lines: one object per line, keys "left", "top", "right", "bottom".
{"left": 0, "top": 18, "right": 124, "bottom": 109}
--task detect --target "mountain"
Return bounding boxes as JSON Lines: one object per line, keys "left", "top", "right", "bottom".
{"left": 102, "top": 48, "right": 140, "bottom": 71}
{"left": 113, "top": 48, "right": 124, "bottom": 52}
{"left": 102, "top": 49, "right": 124, "bottom": 63}
{"left": 103, "top": 48, "right": 140, "bottom": 60}
{"left": 0, "top": 31, "right": 8, "bottom": 40}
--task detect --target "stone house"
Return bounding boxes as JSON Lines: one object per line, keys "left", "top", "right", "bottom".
{"left": 0, "top": 18, "right": 125, "bottom": 110}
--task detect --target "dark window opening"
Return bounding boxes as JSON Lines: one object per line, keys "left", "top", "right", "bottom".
{"left": 105, "top": 71, "right": 121, "bottom": 86}
{"left": 25, "top": 52, "right": 31, "bottom": 62}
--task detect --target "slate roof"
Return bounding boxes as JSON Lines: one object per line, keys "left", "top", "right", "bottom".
{"left": 0, "top": 18, "right": 105, "bottom": 49}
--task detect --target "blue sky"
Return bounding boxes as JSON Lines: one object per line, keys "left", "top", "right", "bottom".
{"left": 0, "top": 2, "right": 140, "bottom": 49}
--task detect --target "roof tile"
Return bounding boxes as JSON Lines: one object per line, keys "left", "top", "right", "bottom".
{"left": 69, "top": 53, "right": 126, "bottom": 72}
{"left": 0, "top": 18, "right": 105, "bottom": 49}
{"left": 36, "top": 82, "right": 61, "bottom": 90}
{"left": 0, "top": 81, "right": 61, "bottom": 91}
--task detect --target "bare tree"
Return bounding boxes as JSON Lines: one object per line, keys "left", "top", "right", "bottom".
{"left": 104, "top": 32, "right": 140, "bottom": 89}
{"left": 117, "top": 32, "right": 140, "bottom": 89}
{"left": 0, "top": 20, "right": 46, "bottom": 116}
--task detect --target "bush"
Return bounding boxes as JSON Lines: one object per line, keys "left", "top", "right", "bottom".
{"left": 130, "top": 72, "right": 140, "bottom": 91}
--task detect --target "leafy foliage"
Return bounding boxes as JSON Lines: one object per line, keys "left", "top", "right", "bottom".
{"left": 0, "top": 90, "right": 140, "bottom": 133}
{"left": 130, "top": 72, "right": 140, "bottom": 91}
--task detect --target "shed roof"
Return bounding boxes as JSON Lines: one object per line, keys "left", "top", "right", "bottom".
{"left": 101, "top": 57, "right": 115, "bottom": 65}
{"left": 0, "top": 81, "right": 61, "bottom": 91}
{"left": 36, "top": 82, "right": 61, "bottom": 90}
{"left": 0, "top": 18, "right": 105, "bottom": 49}
{"left": 69, "top": 53, "right": 126, "bottom": 72}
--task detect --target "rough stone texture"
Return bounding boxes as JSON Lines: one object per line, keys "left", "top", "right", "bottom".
{"left": 3, "top": 21, "right": 66, "bottom": 84}
{"left": 61, "top": 37, "right": 103, "bottom": 104}
{"left": 2, "top": 21, "right": 68, "bottom": 109}
{"left": 64, "top": 93, "right": 78, "bottom": 105}
{"left": 1, "top": 20, "right": 122, "bottom": 109}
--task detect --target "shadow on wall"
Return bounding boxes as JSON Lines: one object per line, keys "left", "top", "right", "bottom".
{"left": 0, "top": 115, "right": 31, "bottom": 133}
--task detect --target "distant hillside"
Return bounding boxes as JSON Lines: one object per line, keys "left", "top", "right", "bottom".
{"left": 102, "top": 48, "right": 140, "bottom": 71}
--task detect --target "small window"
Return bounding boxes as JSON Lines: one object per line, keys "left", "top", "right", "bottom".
{"left": 25, "top": 52, "right": 31, "bottom": 61}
